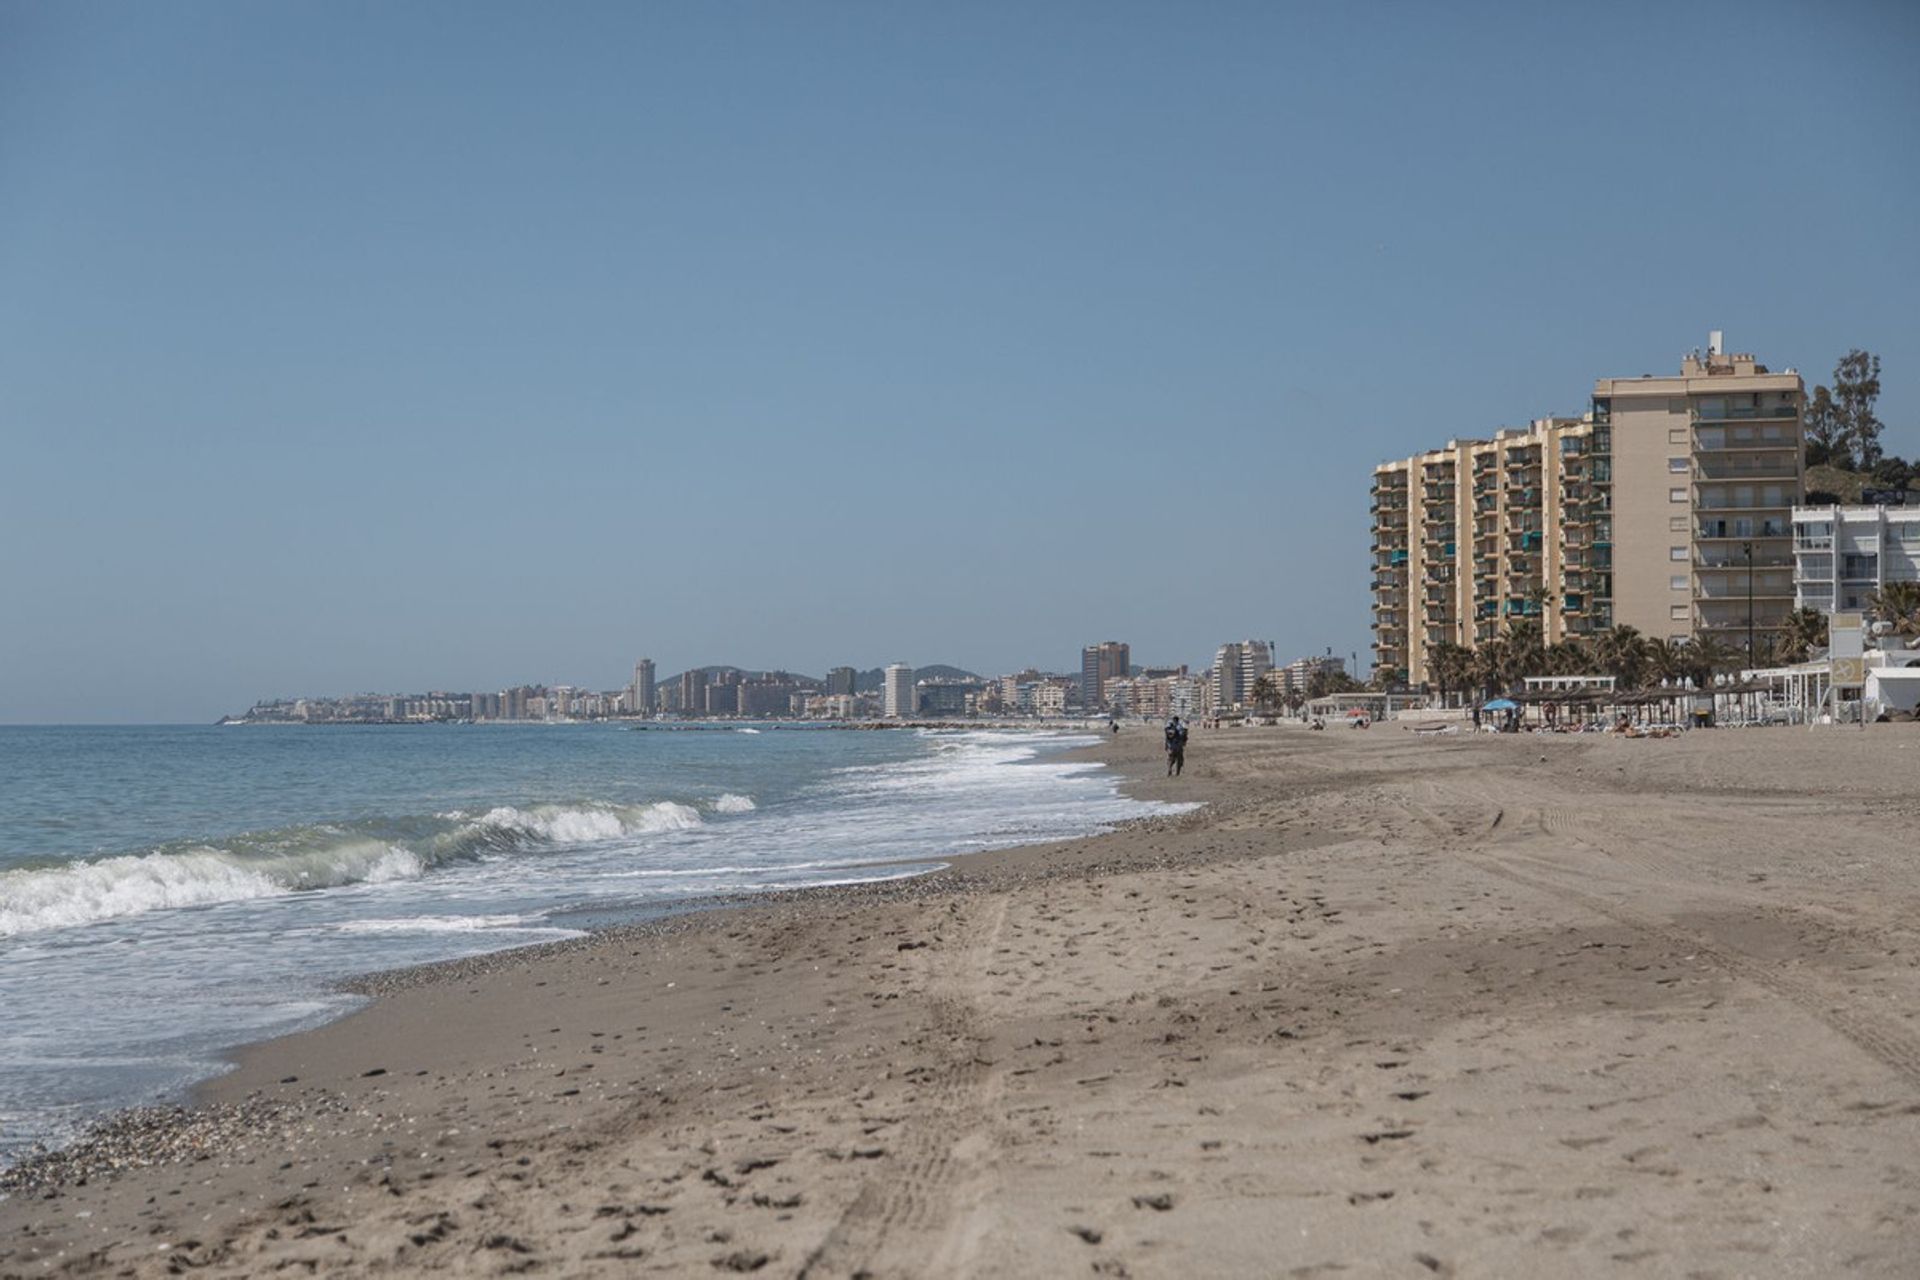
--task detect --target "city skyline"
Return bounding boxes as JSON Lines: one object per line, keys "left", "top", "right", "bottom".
{"left": 3, "top": 3, "right": 1915, "bottom": 723}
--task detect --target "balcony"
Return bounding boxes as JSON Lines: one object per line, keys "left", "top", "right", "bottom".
{"left": 1692, "top": 404, "right": 1799, "bottom": 423}
{"left": 1697, "top": 521, "right": 1789, "bottom": 540}
{"left": 1696, "top": 553, "right": 1793, "bottom": 571}
{"left": 1694, "top": 577, "right": 1793, "bottom": 601}
{"left": 1693, "top": 426, "right": 1799, "bottom": 450}
{"left": 1693, "top": 456, "right": 1798, "bottom": 481}
{"left": 1695, "top": 491, "right": 1793, "bottom": 512}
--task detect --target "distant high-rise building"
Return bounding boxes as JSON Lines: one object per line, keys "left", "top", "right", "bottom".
{"left": 679, "top": 669, "right": 704, "bottom": 716}
{"left": 1278, "top": 655, "right": 1346, "bottom": 696}
{"left": 826, "top": 666, "right": 858, "bottom": 697}
{"left": 1211, "top": 640, "right": 1272, "bottom": 709}
{"left": 629, "top": 658, "right": 656, "bottom": 715}
{"left": 883, "top": 663, "right": 915, "bottom": 718}
{"left": 1079, "top": 641, "right": 1131, "bottom": 711}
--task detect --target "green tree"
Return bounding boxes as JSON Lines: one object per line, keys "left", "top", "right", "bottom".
{"left": 1429, "top": 642, "right": 1474, "bottom": 707}
{"left": 1806, "top": 349, "right": 1885, "bottom": 471}
{"left": 1871, "top": 455, "right": 1915, "bottom": 493}
{"left": 1250, "top": 672, "right": 1283, "bottom": 713}
{"left": 1306, "top": 668, "right": 1362, "bottom": 700}
{"left": 1870, "top": 581, "right": 1920, "bottom": 637}
{"left": 1804, "top": 385, "right": 1843, "bottom": 469}
{"left": 1778, "top": 607, "right": 1829, "bottom": 663}
{"left": 1471, "top": 638, "right": 1513, "bottom": 699}
{"left": 1593, "top": 624, "right": 1649, "bottom": 690}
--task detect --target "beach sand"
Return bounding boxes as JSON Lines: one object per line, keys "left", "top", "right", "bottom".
{"left": 5, "top": 723, "right": 1920, "bottom": 1277}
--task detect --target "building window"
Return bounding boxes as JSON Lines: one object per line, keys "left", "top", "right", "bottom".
{"left": 1670, "top": 546, "right": 1688, "bottom": 561}
{"left": 1668, "top": 457, "right": 1689, "bottom": 473}
{"left": 1670, "top": 488, "right": 1688, "bottom": 503}
{"left": 1670, "top": 516, "right": 1689, "bottom": 532}
{"left": 1670, "top": 575, "right": 1688, "bottom": 591}
{"left": 1670, "top": 605, "right": 1691, "bottom": 620}
{"left": 1669, "top": 428, "right": 1688, "bottom": 445}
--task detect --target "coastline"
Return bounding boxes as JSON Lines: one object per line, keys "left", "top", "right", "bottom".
{"left": 6, "top": 723, "right": 1920, "bottom": 1276}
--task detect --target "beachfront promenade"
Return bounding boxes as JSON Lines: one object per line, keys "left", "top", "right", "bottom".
{"left": 5, "top": 723, "right": 1918, "bottom": 1277}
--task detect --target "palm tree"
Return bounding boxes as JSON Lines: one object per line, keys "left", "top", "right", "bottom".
{"left": 1542, "top": 638, "right": 1592, "bottom": 677}
{"left": 1429, "top": 642, "right": 1474, "bottom": 708}
{"left": 1778, "top": 606, "right": 1828, "bottom": 663}
{"left": 1250, "top": 672, "right": 1283, "bottom": 713}
{"left": 1688, "top": 636, "right": 1746, "bottom": 686}
{"left": 1870, "top": 581, "right": 1920, "bottom": 637}
{"left": 1643, "top": 637, "right": 1685, "bottom": 688}
{"left": 1593, "top": 625, "right": 1649, "bottom": 690}
{"left": 1472, "top": 638, "right": 1514, "bottom": 699}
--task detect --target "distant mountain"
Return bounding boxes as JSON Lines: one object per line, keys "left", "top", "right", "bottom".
{"left": 853, "top": 664, "right": 981, "bottom": 693}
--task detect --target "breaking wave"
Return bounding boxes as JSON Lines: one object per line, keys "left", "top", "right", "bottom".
{"left": 0, "top": 800, "right": 706, "bottom": 938}
{"left": 712, "top": 793, "right": 756, "bottom": 813}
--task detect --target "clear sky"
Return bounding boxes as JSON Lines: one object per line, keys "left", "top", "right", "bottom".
{"left": 3, "top": 0, "right": 1916, "bottom": 722}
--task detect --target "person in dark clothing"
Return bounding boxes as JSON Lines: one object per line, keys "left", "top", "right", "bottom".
{"left": 1164, "top": 716, "right": 1188, "bottom": 777}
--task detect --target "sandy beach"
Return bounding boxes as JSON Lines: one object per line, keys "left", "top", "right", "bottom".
{"left": 5, "top": 723, "right": 1920, "bottom": 1278}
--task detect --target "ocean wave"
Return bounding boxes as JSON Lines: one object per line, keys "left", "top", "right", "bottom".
{"left": 0, "top": 800, "right": 705, "bottom": 938}
{"left": 332, "top": 914, "right": 580, "bottom": 936}
{"left": 712, "top": 793, "right": 756, "bottom": 813}
{"left": 0, "top": 839, "right": 422, "bottom": 938}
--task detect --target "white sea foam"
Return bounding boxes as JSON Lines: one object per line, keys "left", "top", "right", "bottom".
{"left": 334, "top": 914, "right": 578, "bottom": 936}
{"left": 712, "top": 793, "right": 756, "bottom": 813}
{"left": 0, "top": 801, "right": 706, "bottom": 939}
{"left": 472, "top": 801, "right": 702, "bottom": 844}
{"left": 0, "top": 839, "right": 424, "bottom": 938}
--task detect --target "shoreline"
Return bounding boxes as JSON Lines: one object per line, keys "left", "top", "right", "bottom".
{"left": 0, "top": 730, "right": 1193, "bottom": 1181}
{"left": 6, "top": 722, "right": 1920, "bottom": 1276}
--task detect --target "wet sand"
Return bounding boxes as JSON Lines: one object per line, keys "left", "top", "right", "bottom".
{"left": 5, "top": 722, "right": 1920, "bottom": 1277}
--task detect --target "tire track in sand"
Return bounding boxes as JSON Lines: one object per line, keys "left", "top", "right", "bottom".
{"left": 798, "top": 895, "right": 1009, "bottom": 1280}
{"left": 1397, "top": 781, "right": 1920, "bottom": 1088}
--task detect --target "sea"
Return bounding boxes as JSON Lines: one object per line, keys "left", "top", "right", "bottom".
{"left": 0, "top": 722, "right": 1183, "bottom": 1165}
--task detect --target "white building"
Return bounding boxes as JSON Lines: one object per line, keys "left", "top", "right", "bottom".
{"left": 1211, "top": 640, "right": 1273, "bottom": 710}
{"left": 1793, "top": 504, "right": 1920, "bottom": 614}
{"left": 883, "top": 663, "right": 915, "bottom": 718}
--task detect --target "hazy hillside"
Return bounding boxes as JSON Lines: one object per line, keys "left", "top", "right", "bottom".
{"left": 1803, "top": 464, "right": 1919, "bottom": 506}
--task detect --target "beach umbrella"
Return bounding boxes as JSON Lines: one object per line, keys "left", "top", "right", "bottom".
{"left": 1482, "top": 698, "right": 1518, "bottom": 711}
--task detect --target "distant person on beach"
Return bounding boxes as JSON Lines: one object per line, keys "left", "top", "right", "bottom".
{"left": 1164, "top": 716, "right": 1188, "bottom": 776}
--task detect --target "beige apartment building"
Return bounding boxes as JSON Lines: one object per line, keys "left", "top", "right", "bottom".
{"left": 1371, "top": 416, "right": 1604, "bottom": 685}
{"left": 1372, "top": 338, "right": 1803, "bottom": 685}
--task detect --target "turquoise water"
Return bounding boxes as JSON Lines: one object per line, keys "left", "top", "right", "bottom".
{"left": 0, "top": 723, "right": 1180, "bottom": 1162}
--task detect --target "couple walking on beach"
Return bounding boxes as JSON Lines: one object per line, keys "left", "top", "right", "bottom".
{"left": 1164, "top": 715, "right": 1189, "bottom": 777}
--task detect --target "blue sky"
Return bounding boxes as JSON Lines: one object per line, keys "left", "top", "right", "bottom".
{"left": 3, "top": 0, "right": 1916, "bottom": 721}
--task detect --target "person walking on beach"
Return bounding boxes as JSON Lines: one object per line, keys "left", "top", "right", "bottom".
{"left": 1164, "top": 715, "right": 1188, "bottom": 777}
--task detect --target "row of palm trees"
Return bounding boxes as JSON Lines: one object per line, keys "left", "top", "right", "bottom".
{"left": 1420, "top": 582, "right": 1920, "bottom": 705}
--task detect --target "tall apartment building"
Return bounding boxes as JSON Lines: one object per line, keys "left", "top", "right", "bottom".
{"left": 1794, "top": 504, "right": 1920, "bottom": 614}
{"left": 1371, "top": 416, "right": 1602, "bottom": 685}
{"left": 1079, "top": 641, "right": 1131, "bottom": 711}
{"left": 1371, "top": 337, "right": 1803, "bottom": 684}
{"left": 628, "top": 658, "right": 655, "bottom": 715}
{"left": 678, "top": 669, "right": 703, "bottom": 716}
{"left": 1278, "top": 655, "right": 1346, "bottom": 695}
{"left": 1595, "top": 340, "right": 1803, "bottom": 657}
{"left": 883, "top": 663, "right": 915, "bottom": 717}
{"left": 1210, "top": 640, "right": 1272, "bottom": 709}
{"left": 826, "top": 666, "right": 858, "bottom": 697}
